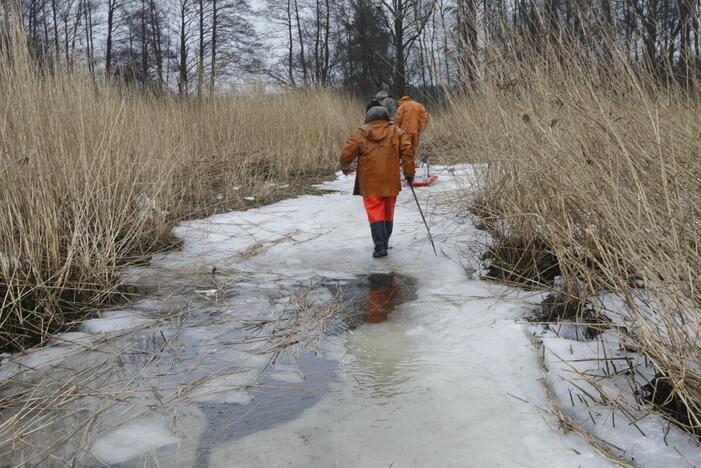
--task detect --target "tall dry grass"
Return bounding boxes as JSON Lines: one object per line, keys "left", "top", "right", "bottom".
{"left": 0, "top": 36, "right": 361, "bottom": 352}
{"left": 430, "top": 43, "right": 701, "bottom": 434}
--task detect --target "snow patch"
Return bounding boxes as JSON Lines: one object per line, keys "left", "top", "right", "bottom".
{"left": 91, "top": 420, "right": 178, "bottom": 464}
{"left": 538, "top": 323, "right": 701, "bottom": 466}
{"left": 81, "top": 311, "right": 151, "bottom": 333}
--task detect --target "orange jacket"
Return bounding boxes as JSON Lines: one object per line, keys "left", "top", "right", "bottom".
{"left": 394, "top": 97, "right": 429, "bottom": 135}
{"left": 340, "top": 121, "right": 415, "bottom": 198}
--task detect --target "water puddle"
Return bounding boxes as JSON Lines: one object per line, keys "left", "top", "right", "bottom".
{"left": 325, "top": 273, "right": 417, "bottom": 333}
{"left": 0, "top": 271, "right": 418, "bottom": 467}
{"left": 191, "top": 352, "right": 338, "bottom": 467}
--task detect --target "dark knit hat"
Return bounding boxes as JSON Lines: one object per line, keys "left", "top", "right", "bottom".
{"left": 365, "top": 99, "right": 383, "bottom": 112}
{"left": 365, "top": 106, "right": 390, "bottom": 124}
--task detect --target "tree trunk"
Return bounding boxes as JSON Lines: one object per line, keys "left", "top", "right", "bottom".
{"left": 438, "top": 0, "right": 452, "bottom": 84}
{"left": 179, "top": 0, "right": 188, "bottom": 95}
{"left": 322, "top": 0, "right": 331, "bottom": 84}
{"left": 418, "top": 35, "right": 428, "bottom": 88}
{"left": 149, "top": 0, "right": 163, "bottom": 89}
{"left": 69, "top": 2, "right": 83, "bottom": 70}
{"left": 210, "top": 0, "right": 217, "bottom": 93}
{"left": 197, "top": 0, "right": 204, "bottom": 96}
{"left": 642, "top": 0, "right": 659, "bottom": 72}
{"left": 141, "top": 0, "right": 148, "bottom": 87}
{"left": 106, "top": 0, "right": 115, "bottom": 78}
{"left": 457, "top": 0, "right": 478, "bottom": 84}
{"left": 84, "top": 0, "right": 95, "bottom": 80}
{"left": 286, "top": 0, "right": 296, "bottom": 86}
{"left": 314, "top": 0, "right": 321, "bottom": 83}
{"left": 677, "top": 0, "right": 691, "bottom": 79}
{"left": 42, "top": 0, "right": 50, "bottom": 63}
{"left": 393, "top": 7, "right": 406, "bottom": 96}
{"left": 293, "top": 0, "right": 308, "bottom": 85}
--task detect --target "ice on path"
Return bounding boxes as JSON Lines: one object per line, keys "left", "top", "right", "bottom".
{"left": 160, "top": 166, "right": 610, "bottom": 467}
{"left": 81, "top": 310, "right": 151, "bottom": 333}
{"left": 91, "top": 420, "right": 179, "bottom": 464}
{"left": 187, "top": 371, "right": 257, "bottom": 405}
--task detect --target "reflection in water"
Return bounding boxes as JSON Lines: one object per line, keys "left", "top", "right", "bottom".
{"left": 364, "top": 274, "right": 399, "bottom": 324}
{"left": 324, "top": 273, "right": 416, "bottom": 334}
{"left": 342, "top": 273, "right": 421, "bottom": 401}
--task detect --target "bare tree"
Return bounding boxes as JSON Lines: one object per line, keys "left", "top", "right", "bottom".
{"left": 380, "top": 0, "right": 435, "bottom": 95}
{"left": 293, "top": 0, "right": 308, "bottom": 84}
{"left": 178, "top": 0, "right": 191, "bottom": 94}
{"left": 196, "top": 0, "right": 205, "bottom": 95}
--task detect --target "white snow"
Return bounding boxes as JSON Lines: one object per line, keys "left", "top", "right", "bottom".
{"left": 0, "top": 345, "right": 77, "bottom": 381}
{"left": 539, "top": 324, "right": 701, "bottom": 466}
{"left": 81, "top": 310, "right": 152, "bottom": 333}
{"left": 91, "top": 420, "right": 179, "bottom": 464}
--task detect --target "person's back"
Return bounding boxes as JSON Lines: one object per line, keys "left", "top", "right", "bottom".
{"left": 339, "top": 106, "right": 415, "bottom": 258}
{"left": 375, "top": 91, "right": 398, "bottom": 119}
{"left": 395, "top": 96, "right": 429, "bottom": 135}
{"left": 394, "top": 96, "right": 429, "bottom": 156}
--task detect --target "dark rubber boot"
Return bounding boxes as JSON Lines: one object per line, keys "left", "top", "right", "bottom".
{"left": 373, "top": 249, "right": 388, "bottom": 258}
{"left": 385, "top": 221, "right": 394, "bottom": 250}
{"left": 370, "top": 222, "right": 388, "bottom": 258}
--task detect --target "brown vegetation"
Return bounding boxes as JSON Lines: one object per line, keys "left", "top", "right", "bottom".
{"left": 430, "top": 41, "right": 701, "bottom": 436}
{"left": 0, "top": 38, "right": 360, "bottom": 352}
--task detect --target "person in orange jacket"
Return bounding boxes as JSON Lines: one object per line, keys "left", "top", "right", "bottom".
{"left": 394, "top": 95, "right": 429, "bottom": 155}
{"left": 340, "top": 106, "right": 415, "bottom": 258}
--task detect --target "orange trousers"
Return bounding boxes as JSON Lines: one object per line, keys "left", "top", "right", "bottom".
{"left": 363, "top": 196, "right": 397, "bottom": 224}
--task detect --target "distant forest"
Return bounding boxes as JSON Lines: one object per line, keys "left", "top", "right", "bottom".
{"left": 2, "top": 0, "right": 700, "bottom": 96}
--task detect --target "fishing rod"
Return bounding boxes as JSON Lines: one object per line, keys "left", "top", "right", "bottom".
{"left": 409, "top": 184, "right": 437, "bottom": 256}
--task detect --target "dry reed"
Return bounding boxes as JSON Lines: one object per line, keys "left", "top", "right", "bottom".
{"left": 0, "top": 32, "right": 361, "bottom": 352}
{"left": 430, "top": 39, "right": 701, "bottom": 435}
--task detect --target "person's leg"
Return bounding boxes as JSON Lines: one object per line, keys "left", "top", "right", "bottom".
{"left": 384, "top": 196, "right": 397, "bottom": 249}
{"left": 410, "top": 133, "right": 421, "bottom": 156}
{"left": 364, "top": 197, "right": 388, "bottom": 257}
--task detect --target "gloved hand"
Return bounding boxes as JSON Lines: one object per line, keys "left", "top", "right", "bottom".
{"left": 406, "top": 176, "right": 414, "bottom": 185}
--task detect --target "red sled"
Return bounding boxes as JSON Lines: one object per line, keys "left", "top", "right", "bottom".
{"left": 402, "top": 175, "right": 439, "bottom": 187}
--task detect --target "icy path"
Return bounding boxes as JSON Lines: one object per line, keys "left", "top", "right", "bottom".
{"left": 155, "top": 168, "right": 607, "bottom": 467}
{"left": 0, "top": 167, "right": 611, "bottom": 467}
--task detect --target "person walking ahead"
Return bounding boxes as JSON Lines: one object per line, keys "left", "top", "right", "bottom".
{"left": 340, "top": 106, "right": 415, "bottom": 258}
{"left": 374, "top": 91, "right": 397, "bottom": 119}
{"left": 394, "top": 95, "right": 429, "bottom": 155}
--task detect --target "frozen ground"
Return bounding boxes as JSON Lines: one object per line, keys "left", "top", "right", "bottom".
{"left": 0, "top": 167, "right": 698, "bottom": 467}
{"left": 533, "top": 291, "right": 701, "bottom": 467}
